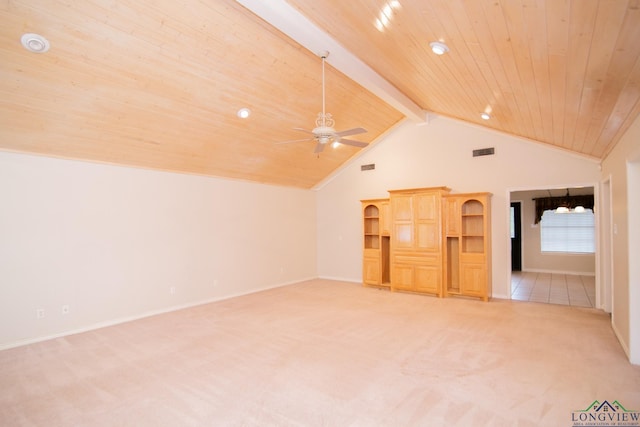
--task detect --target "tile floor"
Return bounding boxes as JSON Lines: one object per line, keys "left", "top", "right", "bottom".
{"left": 510, "top": 271, "right": 595, "bottom": 307}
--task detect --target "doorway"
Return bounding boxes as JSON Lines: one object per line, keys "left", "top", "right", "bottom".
{"left": 510, "top": 202, "right": 522, "bottom": 271}
{"left": 509, "top": 187, "right": 598, "bottom": 307}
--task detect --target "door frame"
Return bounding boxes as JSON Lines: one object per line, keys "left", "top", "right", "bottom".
{"left": 506, "top": 183, "right": 601, "bottom": 301}
{"left": 598, "top": 177, "right": 613, "bottom": 313}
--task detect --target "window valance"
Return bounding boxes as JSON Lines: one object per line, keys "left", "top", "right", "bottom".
{"left": 532, "top": 194, "right": 594, "bottom": 224}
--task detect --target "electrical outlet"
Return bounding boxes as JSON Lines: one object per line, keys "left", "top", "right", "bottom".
{"left": 170, "top": 286, "right": 176, "bottom": 295}
{"left": 213, "top": 279, "right": 218, "bottom": 287}
{"left": 62, "top": 305, "right": 70, "bottom": 315}
{"left": 36, "top": 309, "right": 44, "bottom": 319}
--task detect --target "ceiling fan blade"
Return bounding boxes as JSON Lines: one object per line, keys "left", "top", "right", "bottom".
{"left": 275, "top": 137, "right": 313, "bottom": 145}
{"left": 314, "top": 142, "right": 325, "bottom": 154}
{"left": 335, "top": 127, "right": 367, "bottom": 137}
{"left": 339, "top": 138, "right": 369, "bottom": 148}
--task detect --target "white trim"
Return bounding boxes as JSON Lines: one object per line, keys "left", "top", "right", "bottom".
{"left": 491, "top": 292, "right": 511, "bottom": 300}
{"left": 318, "top": 275, "right": 360, "bottom": 284}
{"left": 626, "top": 156, "right": 640, "bottom": 365}
{"left": 611, "top": 319, "right": 631, "bottom": 361}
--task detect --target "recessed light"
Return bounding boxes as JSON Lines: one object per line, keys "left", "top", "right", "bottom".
{"left": 21, "top": 33, "right": 50, "bottom": 54}
{"left": 237, "top": 108, "right": 251, "bottom": 119}
{"left": 481, "top": 112, "right": 491, "bottom": 120}
{"left": 429, "top": 41, "right": 449, "bottom": 55}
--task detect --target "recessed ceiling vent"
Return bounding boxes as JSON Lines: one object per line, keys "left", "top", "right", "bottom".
{"left": 361, "top": 163, "right": 375, "bottom": 171}
{"left": 472, "top": 147, "right": 495, "bottom": 157}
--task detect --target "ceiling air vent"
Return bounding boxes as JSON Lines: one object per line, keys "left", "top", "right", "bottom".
{"left": 361, "top": 163, "right": 375, "bottom": 171}
{"left": 472, "top": 147, "right": 495, "bottom": 157}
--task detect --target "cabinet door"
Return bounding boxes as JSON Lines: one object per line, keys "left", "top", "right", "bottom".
{"left": 443, "top": 197, "right": 460, "bottom": 236}
{"left": 363, "top": 256, "right": 381, "bottom": 285}
{"left": 415, "top": 193, "right": 440, "bottom": 251}
{"left": 380, "top": 201, "right": 391, "bottom": 235}
{"left": 461, "top": 262, "right": 486, "bottom": 296}
{"left": 415, "top": 193, "right": 438, "bottom": 220}
{"left": 414, "top": 264, "right": 441, "bottom": 294}
{"left": 391, "top": 195, "right": 414, "bottom": 249}
{"left": 391, "top": 264, "right": 414, "bottom": 290}
{"left": 416, "top": 222, "right": 439, "bottom": 251}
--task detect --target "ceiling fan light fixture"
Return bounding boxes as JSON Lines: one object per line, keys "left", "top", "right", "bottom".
{"left": 429, "top": 41, "right": 449, "bottom": 55}
{"left": 237, "top": 107, "right": 251, "bottom": 119}
{"left": 275, "top": 51, "right": 368, "bottom": 154}
{"left": 21, "top": 33, "right": 50, "bottom": 53}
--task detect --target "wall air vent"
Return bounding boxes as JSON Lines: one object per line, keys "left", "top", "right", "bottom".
{"left": 361, "top": 163, "right": 375, "bottom": 171}
{"left": 472, "top": 147, "right": 495, "bottom": 157}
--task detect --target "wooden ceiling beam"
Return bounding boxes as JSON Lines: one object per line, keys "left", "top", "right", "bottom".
{"left": 234, "top": 0, "right": 427, "bottom": 123}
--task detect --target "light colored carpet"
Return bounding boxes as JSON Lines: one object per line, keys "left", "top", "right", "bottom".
{"left": 1, "top": 279, "right": 638, "bottom": 426}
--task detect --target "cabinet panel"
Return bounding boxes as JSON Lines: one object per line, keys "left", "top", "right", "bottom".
{"left": 394, "top": 253, "right": 438, "bottom": 264}
{"left": 381, "top": 202, "right": 391, "bottom": 235}
{"left": 444, "top": 197, "right": 460, "bottom": 236}
{"left": 392, "top": 195, "right": 413, "bottom": 221}
{"left": 415, "top": 193, "right": 438, "bottom": 221}
{"left": 415, "top": 264, "right": 441, "bottom": 294}
{"left": 393, "top": 224, "right": 413, "bottom": 248}
{"left": 363, "top": 257, "right": 381, "bottom": 285}
{"left": 392, "top": 264, "right": 414, "bottom": 290}
{"left": 461, "top": 263, "right": 486, "bottom": 297}
{"left": 416, "top": 222, "right": 439, "bottom": 251}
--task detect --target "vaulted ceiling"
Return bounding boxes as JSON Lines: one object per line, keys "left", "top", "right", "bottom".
{"left": 2, "top": 1, "right": 639, "bottom": 188}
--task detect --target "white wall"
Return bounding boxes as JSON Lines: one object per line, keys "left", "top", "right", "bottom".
{"left": 316, "top": 116, "right": 600, "bottom": 299}
{"left": 601, "top": 113, "right": 640, "bottom": 364}
{"left": 0, "top": 152, "right": 317, "bottom": 349}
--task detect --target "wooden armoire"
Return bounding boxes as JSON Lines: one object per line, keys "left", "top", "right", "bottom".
{"left": 388, "top": 187, "right": 450, "bottom": 296}
{"left": 361, "top": 187, "right": 492, "bottom": 301}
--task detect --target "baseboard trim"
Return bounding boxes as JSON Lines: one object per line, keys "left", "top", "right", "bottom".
{"left": 519, "top": 269, "right": 596, "bottom": 276}
{"left": 317, "top": 275, "right": 360, "bottom": 284}
{"left": 0, "top": 276, "right": 318, "bottom": 352}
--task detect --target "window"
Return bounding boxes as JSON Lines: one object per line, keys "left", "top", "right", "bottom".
{"left": 510, "top": 206, "right": 516, "bottom": 238}
{"left": 540, "top": 209, "right": 595, "bottom": 253}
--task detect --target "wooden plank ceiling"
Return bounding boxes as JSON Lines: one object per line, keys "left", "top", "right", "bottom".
{"left": 2, "top": 1, "right": 640, "bottom": 188}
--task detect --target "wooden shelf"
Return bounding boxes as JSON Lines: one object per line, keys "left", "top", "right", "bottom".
{"left": 362, "top": 201, "right": 390, "bottom": 286}
{"left": 444, "top": 194, "right": 492, "bottom": 301}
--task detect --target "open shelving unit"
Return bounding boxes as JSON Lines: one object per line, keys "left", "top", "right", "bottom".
{"left": 443, "top": 193, "right": 491, "bottom": 301}
{"left": 361, "top": 200, "right": 390, "bottom": 287}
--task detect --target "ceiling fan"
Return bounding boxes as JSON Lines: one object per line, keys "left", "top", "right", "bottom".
{"left": 278, "top": 51, "right": 368, "bottom": 154}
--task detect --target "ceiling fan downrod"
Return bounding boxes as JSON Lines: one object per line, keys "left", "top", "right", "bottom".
{"left": 316, "top": 51, "right": 334, "bottom": 131}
